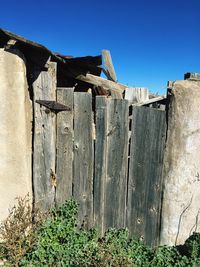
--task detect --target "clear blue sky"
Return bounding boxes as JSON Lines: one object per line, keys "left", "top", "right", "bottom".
{"left": 0, "top": 0, "right": 199, "bottom": 94}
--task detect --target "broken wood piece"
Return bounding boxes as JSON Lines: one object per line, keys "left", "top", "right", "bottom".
{"left": 4, "top": 39, "right": 17, "bottom": 49}
{"left": 102, "top": 50, "right": 117, "bottom": 82}
{"left": 132, "top": 95, "right": 166, "bottom": 106}
{"left": 7, "top": 39, "right": 17, "bottom": 45}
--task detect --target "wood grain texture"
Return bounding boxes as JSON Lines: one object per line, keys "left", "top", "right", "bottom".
{"left": 127, "top": 106, "right": 166, "bottom": 247}
{"left": 33, "top": 62, "right": 57, "bottom": 210}
{"left": 56, "top": 88, "right": 74, "bottom": 205}
{"left": 103, "top": 99, "right": 129, "bottom": 231}
{"left": 94, "top": 96, "right": 108, "bottom": 235}
{"left": 73, "top": 92, "right": 94, "bottom": 229}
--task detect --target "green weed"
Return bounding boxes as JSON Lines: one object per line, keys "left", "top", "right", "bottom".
{"left": 0, "top": 198, "right": 199, "bottom": 266}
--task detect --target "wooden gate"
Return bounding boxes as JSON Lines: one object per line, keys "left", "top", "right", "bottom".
{"left": 32, "top": 83, "right": 166, "bottom": 246}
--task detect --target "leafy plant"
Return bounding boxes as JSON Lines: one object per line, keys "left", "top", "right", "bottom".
{"left": 95, "top": 228, "right": 133, "bottom": 266}
{"left": 127, "top": 238, "right": 152, "bottom": 266}
{"left": 20, "top": 199, "right": 99, "bottom": 266}
{"left": 176, "top": 232, "right": 200, "bottom": 267}
{"left": 151, "top": 245, "right": 190, "bottom": 267}
{"left": 1, "top": 197, "right": 200, "bottom": 266}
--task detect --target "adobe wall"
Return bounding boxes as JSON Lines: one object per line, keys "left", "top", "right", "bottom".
{"left": 160, "top": 80, "right": 200, "bottom": 245}
{"left": 0, "top": 49, "right": 32, "bottom": 221}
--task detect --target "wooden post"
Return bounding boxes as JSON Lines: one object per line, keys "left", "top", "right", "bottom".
{"left": 127, "top": 106, "right": 166, "bottom": 247}
{"left": 56, "top": 88, "right": 74, "bottom": 205}
{"left": 73, "top": 92, "right": 94, "bottom": 229}
{"left": 32, "top": 62, "right": 57, "bottom": 210}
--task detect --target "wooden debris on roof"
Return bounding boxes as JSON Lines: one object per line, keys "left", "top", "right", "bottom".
{"left": 102, "top": 50, "right": 117, "bottom": 82}
{"left": 76, "top": 73, "right": 126, "bottom": 99}
{"left": 76, "top": 49, "right": 125, "bottom": 99}
{"left": 0, "top": 28, "right": 167, "bottom": 103}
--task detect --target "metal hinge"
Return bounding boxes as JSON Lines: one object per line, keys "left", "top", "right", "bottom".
{"left": 36, "top": 100, "right": 71, "bottom": 113}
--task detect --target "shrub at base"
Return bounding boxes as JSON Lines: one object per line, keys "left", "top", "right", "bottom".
{"left": 0, "top": 197, "right": 200, "bottom": 266}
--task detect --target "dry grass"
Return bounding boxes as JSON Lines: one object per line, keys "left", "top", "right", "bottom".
{"left": 0, "top": 194, "right": 45, "bottom": 266}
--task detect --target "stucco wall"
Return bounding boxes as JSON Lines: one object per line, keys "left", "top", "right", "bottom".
{"left": 160, "top": 80, "right": 200, "bottom": 245}
{"left": 0, "top": 49, "right": 32, "bottom": 222}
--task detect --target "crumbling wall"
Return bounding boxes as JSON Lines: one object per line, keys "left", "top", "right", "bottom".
{"left": 160, "top": 80, "right": 200, "bottom": 245}
{"left": 0, "top": 49, "right": 32, "bottom": 221}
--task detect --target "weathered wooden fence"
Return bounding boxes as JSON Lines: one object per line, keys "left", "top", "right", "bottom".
{"left": 32, "top": 70, "right": 166, "bottom": 246}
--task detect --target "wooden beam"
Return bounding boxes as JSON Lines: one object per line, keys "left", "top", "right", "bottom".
{"left": 102, "top": 50, "right": 117, "bottom": 82}
{"left": 132, "top": 95, "right": 166, "bottom": 106}
{"left": 76, "top": 73, "right": 126, "bottom": 99}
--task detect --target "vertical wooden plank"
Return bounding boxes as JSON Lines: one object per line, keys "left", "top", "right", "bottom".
{"left": 104, "top": 99, "right": 129, "bottom": 231}
{"left": 73, "top": 92, "right": 94, "bottom": 229}
{"left": 33, "top": 62, "right": 57, "bottom": 211}
{"left": 94, "top": 96, "right": 108, "bottom": 235}
{"left": 127, "top": 106, "right": 166, "bottom": 247}
{"left": 56, "top": 88, "right": 74, "bottom": 205}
